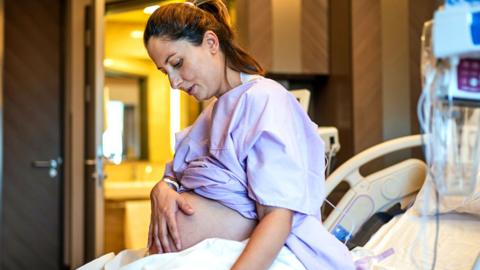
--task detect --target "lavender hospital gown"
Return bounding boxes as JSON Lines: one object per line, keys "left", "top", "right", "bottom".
{"left": 163, "top": 77, "right": 355, "bottom": 270}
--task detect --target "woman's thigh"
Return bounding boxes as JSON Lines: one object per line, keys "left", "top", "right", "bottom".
{"left": 175, "top": 192, "right": 257, "bottom": 250}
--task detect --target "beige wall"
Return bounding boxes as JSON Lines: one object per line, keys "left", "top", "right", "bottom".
{"left": 271, "top": 0, "right": 301, "bottom": 73}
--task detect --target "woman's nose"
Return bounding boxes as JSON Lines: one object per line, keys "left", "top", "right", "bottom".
{"left": 169, "top": 74, "right": 183, "bottom": 89}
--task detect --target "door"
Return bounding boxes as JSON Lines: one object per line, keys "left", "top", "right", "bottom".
{"left": 1, "top": 0, "right": 64, "bottom": 269}
{"left": 85, "top": 0, "right": 106, "bottom": 260}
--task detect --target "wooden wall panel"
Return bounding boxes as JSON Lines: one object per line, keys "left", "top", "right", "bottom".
{"left": 352, "top": 0, "right": 383, "bottom": 153}
{"left": 301, "top": 0, "right": 328, "bottom": 74}
{"left": 408, "top": 0, "right": 437, "bottom": 135}
{"left": 235, "top": 0, "right": 328, "bottom": 74}
{"left": 313, "top": 0, "right": 353, "bottom": 165}
{"left": 381, "top": 0, "right": 411, "bottom": 141}
{"left": 246, "top": 0, "right": 273, "bottom": 71}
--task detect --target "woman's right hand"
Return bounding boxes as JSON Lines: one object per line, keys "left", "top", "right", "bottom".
{"left": 147, "top": 180, "right": 194, "bottom": 254}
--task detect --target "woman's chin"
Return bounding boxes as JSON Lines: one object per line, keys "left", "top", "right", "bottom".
{"left": 195, "top": 93, "right": 213, "bottom": 102}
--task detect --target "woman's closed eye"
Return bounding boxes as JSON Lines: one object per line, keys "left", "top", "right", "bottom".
{"left": 172, "top": 58, "right": 183, "bottom": 69}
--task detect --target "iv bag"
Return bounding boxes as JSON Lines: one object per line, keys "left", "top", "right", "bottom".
{"left": 423, "top": 59, "right": 480, "bottom": 196}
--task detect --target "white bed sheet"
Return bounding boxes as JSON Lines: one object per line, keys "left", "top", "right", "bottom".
{"left": 81, "top": 208, "right": 480, "bottom": 270}
{"left": 77, "top": 238, "right": 307, "bottom": 270}
{"left": 363, "top": 208, "right": 480, "bottom": 270}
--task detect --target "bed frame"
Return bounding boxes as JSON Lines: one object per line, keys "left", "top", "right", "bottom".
{"left": 323, "top": 135, "right": 427, "bottom": 237}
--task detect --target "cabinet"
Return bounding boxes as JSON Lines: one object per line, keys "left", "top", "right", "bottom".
{"left": 234, "top": 0, "right": 329, "bottom": 74}
{"left": 104, "top": 199, "right": 150, "bottom": 253}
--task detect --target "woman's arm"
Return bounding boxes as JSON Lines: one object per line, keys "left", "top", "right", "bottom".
{"left": 231, "top": 204, "right": 293, "bottom": 270}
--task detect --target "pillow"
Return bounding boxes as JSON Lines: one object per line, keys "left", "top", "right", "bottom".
{"left": 413, "top": 175, "right": 480, "bottom": 216}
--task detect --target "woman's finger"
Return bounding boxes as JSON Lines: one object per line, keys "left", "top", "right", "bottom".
{"left": 159, "top": 216, "right": 172, "bottom": 253}
{"left": 166, "top": 210, "right": 181, "bottom": 250}
{"left": 149, "top": 239, "right": 161, "bottom": 255}
{"left": 147, "top": 220, "right": 153, "bottom": 248}
{"left": 153, "top": 223, "right": 164, "bottom": 254}
{"left": 177, "top": 197, "right": 194, "bottom": 215}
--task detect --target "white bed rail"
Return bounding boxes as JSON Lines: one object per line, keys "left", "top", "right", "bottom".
{"left": 323, "top": 135, "right": 427, "bottom": 238}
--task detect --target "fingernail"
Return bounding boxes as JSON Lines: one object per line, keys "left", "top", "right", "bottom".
{"left": 176, "top": 243, "right": 181, "bottom": 250}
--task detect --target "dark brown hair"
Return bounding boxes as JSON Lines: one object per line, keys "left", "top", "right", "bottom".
{"left": 143, "top": 0, "right": 264, "bottom": 75}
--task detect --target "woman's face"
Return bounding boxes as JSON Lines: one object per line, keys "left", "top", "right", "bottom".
{"left": 146, "top": 32, "right": 227, "bottom": 101}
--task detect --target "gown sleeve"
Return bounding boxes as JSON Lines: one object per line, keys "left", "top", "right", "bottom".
{"left": 162, "top": 161, "right": 175, "bottom": 180}
{"left": 239, "top": 83, "right": 326, "bottom": 216}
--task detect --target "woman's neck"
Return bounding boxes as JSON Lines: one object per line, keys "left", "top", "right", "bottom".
{"left": 216, "top": 67, "right": 241, "bottom": 98}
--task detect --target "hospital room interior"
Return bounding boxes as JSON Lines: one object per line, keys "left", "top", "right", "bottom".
{"left": 1, "top": 0, "right": 480, "bottom": 269}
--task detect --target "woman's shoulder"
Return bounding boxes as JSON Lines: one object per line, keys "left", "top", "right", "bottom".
{"left": 243, "top": 78, "right": 292, "bottom": 104}
{"left": 246, "top": 77, "right": 288, "bottom": 94}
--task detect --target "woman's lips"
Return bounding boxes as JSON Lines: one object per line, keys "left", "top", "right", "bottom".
{"left": 187, "top": 85, "right": 196, "bottom": 95}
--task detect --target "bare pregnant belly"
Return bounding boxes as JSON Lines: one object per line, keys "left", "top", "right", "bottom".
{"left": 176, "top": 192, "right": 257, "bottom": 250}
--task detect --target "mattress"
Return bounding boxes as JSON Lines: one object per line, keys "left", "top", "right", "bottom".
{"left": 363, "top": 208, "right": 480, "bottom": 270}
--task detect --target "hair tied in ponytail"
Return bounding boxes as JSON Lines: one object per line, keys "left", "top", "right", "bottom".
{"left": 144, "top": 0, "right": 264, "bottom": 75}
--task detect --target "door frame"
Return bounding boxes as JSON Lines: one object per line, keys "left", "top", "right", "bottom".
{"left": 66, "top": 1, "right": 84, "bottom": 267}
{"left": 0, "top": 0, "right": 4, "bottom": 262}
{"left": 84, "top": 0, "right": 106, "bottom": 260}
{"left": 66, "top": 0, "right": 106, "bottom": 266}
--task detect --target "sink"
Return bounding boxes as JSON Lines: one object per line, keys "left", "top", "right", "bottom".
{"left": 104, "top": 181, "right": 158, "bottom": 200}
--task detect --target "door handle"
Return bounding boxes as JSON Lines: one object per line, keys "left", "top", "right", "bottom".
{"left": 31, "top": 158, "right": 63, "bottom": 178}
{"left": 85, "top": 157, "right": 108, "bottom": 184}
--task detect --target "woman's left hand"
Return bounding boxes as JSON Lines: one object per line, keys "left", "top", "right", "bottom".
{"left": 147, "top": 180, "right": 194, "bottom": 254}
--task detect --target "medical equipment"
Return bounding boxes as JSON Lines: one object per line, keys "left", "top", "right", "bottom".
{"left": 318, "top": 127, "right": 341, "bottom": 176}
{"left": 410, "top": 2, "right": 480, "bottom": 269}
{"left": 419, "top": 0, "right": 480, "bottom": 196}
{"left": 290, "top": 89, "right": 341, "bottom": 175}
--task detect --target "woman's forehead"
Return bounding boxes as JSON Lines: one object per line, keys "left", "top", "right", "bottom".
{"left": 148, "top": 38, "right": 192, "bottom": 58}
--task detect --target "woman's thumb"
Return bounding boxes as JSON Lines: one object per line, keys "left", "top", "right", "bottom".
{"left": 178, "top": 198, "right": 194, "bottom": 215}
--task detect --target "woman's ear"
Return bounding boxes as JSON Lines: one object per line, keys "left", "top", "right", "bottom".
{"left": 203, "top": 30, "right": 220, "bottom": 54}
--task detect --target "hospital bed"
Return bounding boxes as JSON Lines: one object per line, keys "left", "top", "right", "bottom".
{"left": 79, "top": 134, "right": 480, "bottom": 270}
{"left": 325, "top": 134, "right": 480, "bottom": 270}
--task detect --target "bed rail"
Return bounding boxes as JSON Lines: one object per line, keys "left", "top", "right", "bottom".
{"left": 323, "top": 135, "right": 427, "bottom": 239}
